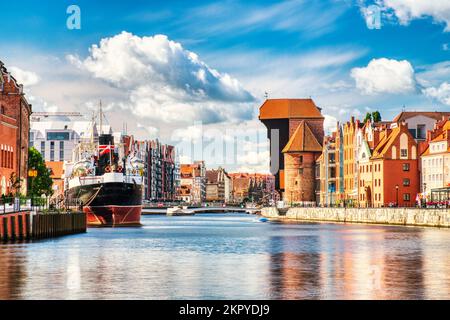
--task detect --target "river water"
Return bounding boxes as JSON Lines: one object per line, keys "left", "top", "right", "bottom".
{"left": 1, "top": 213, "right": 449, "bottom": 300}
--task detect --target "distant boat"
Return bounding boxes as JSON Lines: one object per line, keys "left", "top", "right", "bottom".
{"left": 166, "top": 206, "right": 194, "bottom": 216}
{"left": 259, "top": 217, "right": 268, "bottom": 222}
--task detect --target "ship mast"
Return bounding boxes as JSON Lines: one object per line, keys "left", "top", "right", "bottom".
{"left": 99, "top": 100, "right": 103, "bottom": 136}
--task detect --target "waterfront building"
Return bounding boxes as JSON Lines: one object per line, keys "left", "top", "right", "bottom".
{"left": 205, "top": 167, "right": 228, "bottom": 203}
{"left": 282, "top": 120, "right": 322, "bottom": 204}
{"left": 46, "top": 161, "right": 65, "bottom": 201}
{"left": 30, "top": 112, "right": 104, "bottom": 162}
{"left": 223, "top": 171, "right": 232, "bottom": 204}
{"left": 334, "top": 123, "right": 345, "bottom": 202}
{"left": 259, "top": 99, "right": 324, "bottom": 203}
{"left": 0, "top": 61, "right": 32, "bottom": 195}
{"left": 361, "top": 122, "right": 419, "bottom": 207}
{"left": 318, "top": 133, "right": 337, "bottom": 206}
{"left": 342, "top": 117, "right": 362, "bottom": 205}
{"left": 420, "top": 118, "right": 450, "bottom": 201}
{"left": 130, "top": 138, "right": 177, "bottom": 202}
{"left": 228, "top": 173, "right": 276, "bottom": 204}
{"left": 180, "top": 161, "right": 206, "bottom": 204}
{"left": 229, "top": 173, "right": 249, "bottom": 203}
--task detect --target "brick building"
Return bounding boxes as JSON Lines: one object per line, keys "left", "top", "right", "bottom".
{"left": 259, "top": 99, "right": 324, "bottom": 203}
{"left": 180, "top": 161, "right": 206, "bottom": 204}
{"left": 359, "top": 122, "right": 419, "bottom": 207}
{"left": 205, "top": 167, "right": 229, "bottom": 203}
{"left": 0, "top": 61, "right": 32, "bottom": 195}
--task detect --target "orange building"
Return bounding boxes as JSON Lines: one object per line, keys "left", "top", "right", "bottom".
{"left": 342, "top": 117, "right": 362, "bottom": 204}
{"left": 259, "top": 99, "right": 324, "bottom": 203}
{"left": 282, "top": 121, "right": 322, "bottom": 203}
{"left": 358, "top": 122, "right": 419, "bottom": 207}
{"left": 0, "top": 112, "right": 17, "bottom": 195}
{"left": 46, "top": 161, "right": 65, "bottom": 201}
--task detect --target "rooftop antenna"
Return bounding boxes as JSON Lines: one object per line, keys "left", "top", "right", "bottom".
{"left": 264, "top": 91, "right": 268, "bottom": 99}
{"left": 402, "top": 105, "right": 406, "bottom": 112}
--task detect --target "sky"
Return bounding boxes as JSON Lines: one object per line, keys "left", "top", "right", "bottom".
{"left": 1, "top": 0, "right": 449, "bottom": 172}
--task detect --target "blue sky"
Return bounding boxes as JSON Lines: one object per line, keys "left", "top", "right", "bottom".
{"left": 1, "top": 0, "right": 449, "bottom": 171}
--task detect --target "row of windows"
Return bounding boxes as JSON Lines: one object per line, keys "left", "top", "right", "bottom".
{"left": 360, "top": 193, "right": 411, "bottom": 201}
{"left": 360, "top": 178, "right": 410, "bottom": 187}
{"left": 430, "top": 143, "right": 447, "bottom": 152}
{"left": 40, "top": 141, "right": 65, "bottom": 161}
{"left": 423, "top": 157, "right": 448, "bottom": 166}
{"left": 360, "top": 163, "right": 410, "bottom": 173}
{"left": 0, "top": 150, "right": 14, "bottom": 169}
{"left": 426, "top": 174, "right": 447, "bottom": 182}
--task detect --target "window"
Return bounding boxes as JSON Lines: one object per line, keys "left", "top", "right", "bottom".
{"left": 402, "top": 163, "right": 410, "bottom": 171}
{"left": 59, "top": 141, "right": 64, "bottom": 160}
{"left": 417, "top": 124, "right": 426, "bottom": 140}
{"left": 50, "top": 141, "right": 55, "bottom": 161}
{"left": 408, "top": 128, "right": 417, "bottom": 139}
{"left": 46, "top": 132, "right": 70, "bottom": 141}
{"left": 403, "top": 193, "right": 411, "bottom": 201}
{"left": 40, "top": 141, "right": 45, "bottom": 158}
{"left": 403, "top": 178, "right": 410, "bottom": 186}
{"left": 299, "top": 155, "right": 303, "bottom": 163}
{"left": 400, "top": 149, "right": 408, "bottom": 158}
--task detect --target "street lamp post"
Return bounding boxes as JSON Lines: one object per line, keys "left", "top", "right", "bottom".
{"left": 395, "top": 184, "right": 399, "bottom": 207}
{"left": 422, "top": 182, "right": 427, "bottom": 208}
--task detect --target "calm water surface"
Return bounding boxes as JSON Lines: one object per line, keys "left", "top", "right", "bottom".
{"left": 1, "top": 213, "right": 450, "bottom": 299}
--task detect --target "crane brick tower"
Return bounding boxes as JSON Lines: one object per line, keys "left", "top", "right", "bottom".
{"left": 259, "top": 99, "right": 324, "bottom": 203}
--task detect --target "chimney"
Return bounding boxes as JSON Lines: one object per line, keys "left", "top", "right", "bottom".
{"left": 372, "top": 128, "right": 380, "bottom": 148}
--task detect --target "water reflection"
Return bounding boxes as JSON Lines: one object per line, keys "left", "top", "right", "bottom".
{"left": 0, "top": 215, "right": 449, "bottom": 300}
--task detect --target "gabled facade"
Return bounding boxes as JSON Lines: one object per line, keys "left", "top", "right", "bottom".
{"left": 366, "top": 122, "right": 420, "bottom": 207}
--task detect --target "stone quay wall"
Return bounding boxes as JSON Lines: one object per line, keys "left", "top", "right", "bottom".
{"left": 261, "top": 207, "right": 450, "bottom": 228}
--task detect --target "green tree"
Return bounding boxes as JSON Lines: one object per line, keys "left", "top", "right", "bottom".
{"left": 27, "top": 147, "right": 53, "bottom": 197}
{"left": 372, "top": 111, "right": 382, "bottom": 122}
{"left": 364, "top": 112, "right": 372, "bottom": 123}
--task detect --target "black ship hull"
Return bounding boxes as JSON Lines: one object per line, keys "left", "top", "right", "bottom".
{"left": 67, "top": 182, "right": 143, "bottom": 227}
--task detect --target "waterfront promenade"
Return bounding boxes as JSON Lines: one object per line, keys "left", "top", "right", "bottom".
{"left": 1, "top": 213, "right": 449, "bottom": 299}
{"left": 262, "top": 207, "right": 450, "bottom": 228}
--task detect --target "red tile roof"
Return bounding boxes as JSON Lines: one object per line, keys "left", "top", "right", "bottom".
{"left": 259, "top": 99, "right": 323, "bottom": 120}
{"left": 282, "top": 121, "right": 322, "bottom": 153}
{"left": 393, "top": 111, "right": 450, "bottom": 122}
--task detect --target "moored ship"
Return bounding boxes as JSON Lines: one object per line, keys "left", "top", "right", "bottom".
{"left": 65, "top": 111, "right": 144, "bottom": 227}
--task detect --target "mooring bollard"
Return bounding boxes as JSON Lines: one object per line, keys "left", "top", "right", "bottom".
{"left": 10, "top": 216, "right": 16, "bottom": 241}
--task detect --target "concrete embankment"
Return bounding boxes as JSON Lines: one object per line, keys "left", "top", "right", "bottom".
{"left": 0, "top": 211, "right": 87, "bottom": 241}
{"left": 261, "top": 207, "right": 450, "bottom": 228}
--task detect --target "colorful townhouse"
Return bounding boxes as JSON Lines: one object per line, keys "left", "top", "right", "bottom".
{"left": 420, "top": 118, "right": 450, "bottom": 203}
{"left": 361, "top": 122, "right": 419, "bottom": 207}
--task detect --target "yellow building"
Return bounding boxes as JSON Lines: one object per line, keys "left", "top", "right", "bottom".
{"left": 342, "top": 117, "right": 361, "bottom": 205}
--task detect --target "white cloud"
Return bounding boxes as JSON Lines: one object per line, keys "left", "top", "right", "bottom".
{"left": 323, "top": 114, "right": 338, "bottom": 134}
{"left": 68, "top": 31, "right": 255, "bottom": 125}
{"left": 423, "top": 82, "right": 450, "bottom": 105}
{"left": 380, "top": 0, "right": 450, "bottom": 31}
{"left": 9, "top": 66, "right": 40, "bottom": 87}
{"left": 350, "top": 58, "right": 416, "bottom": 94}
